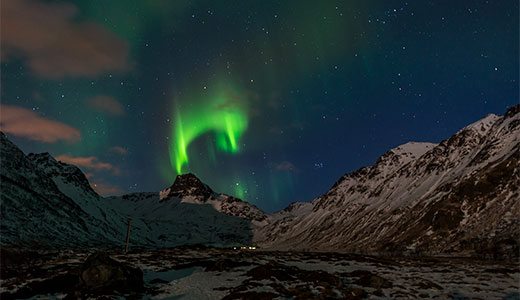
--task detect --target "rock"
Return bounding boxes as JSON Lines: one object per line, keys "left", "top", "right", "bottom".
{"left": 354, "top": 272, "right": 392, "bottom": 289}
{"left": 169, "top": 173, "right": 215, "bottom": 199}
{"left": 346, "top": 287, "right": 368, "bottom": 299}
{"left": 78, "top": 252, "right": 143, "bottom": 293}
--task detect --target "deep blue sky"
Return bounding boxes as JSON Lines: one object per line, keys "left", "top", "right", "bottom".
{"left": 2, "top": 0, "right": 518, "bottom": 212}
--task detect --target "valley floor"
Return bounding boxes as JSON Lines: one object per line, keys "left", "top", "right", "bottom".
{"left": 1, "top": 247, "right": 519, "bottom": 299}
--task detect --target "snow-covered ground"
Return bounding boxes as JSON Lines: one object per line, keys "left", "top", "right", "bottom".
{"left": 1, "top": 248, "right": 518, "bottom": 299}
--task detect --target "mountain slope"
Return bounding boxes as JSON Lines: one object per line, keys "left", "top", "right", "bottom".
{"left": 106, "top": 173, "right": 268, "bottom": 247}
{"left": 257, "top": 105, "right": 520, "bottom": 259}
{"left": 2, "top": 105, "right": 518, "bottom": 256}
{"left": 1, "top": 133, "right": 266, "bottom": 248}
{"left": 0, "top": 133, "right": 122, "bottom": 247}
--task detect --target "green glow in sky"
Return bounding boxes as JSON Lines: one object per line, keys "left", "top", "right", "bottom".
{"left": 169, "top": 86, "right": 248, "bottom": 174}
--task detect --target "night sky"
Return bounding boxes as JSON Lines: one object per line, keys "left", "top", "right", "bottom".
{"left": 1, "top": 0, "right": 518, "bottom": 212}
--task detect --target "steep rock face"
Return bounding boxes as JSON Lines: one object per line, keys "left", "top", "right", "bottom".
{"left": 0, "top": 133, "right": 121, "bottom": 247}
{"left": 257, "top": 105, "right": 519, "bottom": 259}
{"left": 27, "top": 153, "right": 97, "bottom": 199}
{"left": 26, "top": 153, "right": 118, "bottom": 223}
{"left": 167, "top": 172, "right": 215, "bottom": 200}
{"left": 24, "top": 151, "right": 135, "bottom": 245}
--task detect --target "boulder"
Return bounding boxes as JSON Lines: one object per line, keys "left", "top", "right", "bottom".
{"left": 78, "top": 252, "right": 143, "bottom": 293}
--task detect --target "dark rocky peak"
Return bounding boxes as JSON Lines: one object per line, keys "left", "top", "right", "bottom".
{"left": 459, "top": 114, "right": 500, "bottom": 137}
{"left": 282, "top": 202, "right": 301, "bottom": 213}
{"left": 27, "top": 152, "right": 58, "bottom": 166}
{"left": 374, "top": 150, "right": 400, "bottom": 167}
{"left": 280, "top": 201, "right": 312, "bottom": 216}
{"left": 504, "top": 104, "right": 520, "bottom": 119}
{"left": 0, "top": 132, "right": 24, "bottom": 156}
{"left": 27, "top": 152, "right": 82, "bottom": 177}
{"left": 437, "top": 114, "right": 499, "bottom": 151}
{"left": 168, "top": 173, "right": 215, "bottom": 199}
{"left": 26, "top": 152, "right": 97, "bottom": 196}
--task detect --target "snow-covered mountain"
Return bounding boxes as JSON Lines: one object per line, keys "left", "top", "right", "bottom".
{"left": 0, "top": 134, "right": 266, "bottom": 248}
{"left": 106, "top": 173, "right": 268, "bottom": 247}
{"left": 1, "top": 105, "right": 518, "bottom": 258}
{"left": 0, "top": 133, "right": 123, "bottom": 247}
{"left": 256, "top": 105, "right": 519, "bottom": 259}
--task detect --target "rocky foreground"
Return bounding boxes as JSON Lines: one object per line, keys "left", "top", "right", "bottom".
{"left": 1, "top": 247, "right": 519, "bottom": 299}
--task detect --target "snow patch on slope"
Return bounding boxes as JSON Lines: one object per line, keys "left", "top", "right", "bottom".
{"left": 390, "top": 142, "right": 437, "bottom": 164}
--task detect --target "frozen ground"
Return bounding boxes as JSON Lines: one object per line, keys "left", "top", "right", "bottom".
{"left": 1, "top": 247, "right": 518, "bottom": 299}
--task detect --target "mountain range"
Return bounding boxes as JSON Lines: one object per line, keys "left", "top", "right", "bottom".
{"left": 1, "top": 105, "right": 518, "bottom": 259}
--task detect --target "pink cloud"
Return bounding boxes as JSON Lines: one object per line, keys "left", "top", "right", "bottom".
{"left": 87, "top": 95, "right": 125, "bottom": 116}
{"left": 1, "top": 0, "right": 131, "bottom": 78}
{"left": 0, "top": 104, "right": 80, "bottom": 143}
{"left": 55, "top": 155, "right": 120, "bottom": 175}
{"left": 109, "top": 146, "right": 128, "bottom": 155}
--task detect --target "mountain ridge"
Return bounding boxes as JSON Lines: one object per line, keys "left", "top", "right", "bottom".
{"left": 0, "top": 105, "right": 518, "bottom": 258}
{"left": 256, "top": 105, "right": 519, "bottom": 259}
{"left": 0, "top": 135, "right": 262, "bottom": 248}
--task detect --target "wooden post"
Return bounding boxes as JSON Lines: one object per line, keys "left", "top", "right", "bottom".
{"left": 125, "top": 217, "right": 132, "bottom": 254}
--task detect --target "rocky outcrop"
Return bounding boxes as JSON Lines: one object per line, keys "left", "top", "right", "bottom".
{"left": 78, "top": 252, "right": 143, "bottom": 293}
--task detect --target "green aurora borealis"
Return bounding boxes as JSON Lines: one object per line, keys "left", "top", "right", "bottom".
{"left": 169, "top": 82, "right": 249, "bottom": 175}
{"left": 1, "top": 0, "right": 518, "bottom": 212}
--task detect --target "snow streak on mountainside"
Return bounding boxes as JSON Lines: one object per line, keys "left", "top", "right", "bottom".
{"left": 0, "top": 134, "right": 266, "bottom": 248}
{"left": 257, "top": 105, "right": 520, "bottom": 259}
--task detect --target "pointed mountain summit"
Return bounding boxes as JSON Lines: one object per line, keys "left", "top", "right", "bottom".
{"left": 156, "top": 173, "right": 269, "bottom": 224}
{"left": 158, "top": 173, "right": 216, "bottom": 201}
{"left": 171, "top": 173, "right": 214, "bottom": 199}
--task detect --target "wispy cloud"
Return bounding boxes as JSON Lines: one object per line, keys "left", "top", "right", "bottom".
{"left": 109, "top": 146, "right": 128, "bottom": 155}
{"left": 87, "top": 95, "right": 125, "bottom": 116}
{"left": 1, "top": 0, "right": 131, "bottom": 78}
{"left": 57, "top": 155, "right": 125, "bottom": 196}
{"left": 0, "top": 105, "right": 80, "bottom": 143}
{"left": 55, "top": 155, "right": 120, "bottom": 175}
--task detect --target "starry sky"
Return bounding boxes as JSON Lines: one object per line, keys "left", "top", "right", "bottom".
{"left": 1, "top": 0, "right": 518, "bottom": 213}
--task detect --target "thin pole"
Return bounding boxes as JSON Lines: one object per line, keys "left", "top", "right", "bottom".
{"left": 125, "top": 217, "right": 132, "bottom": 254}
